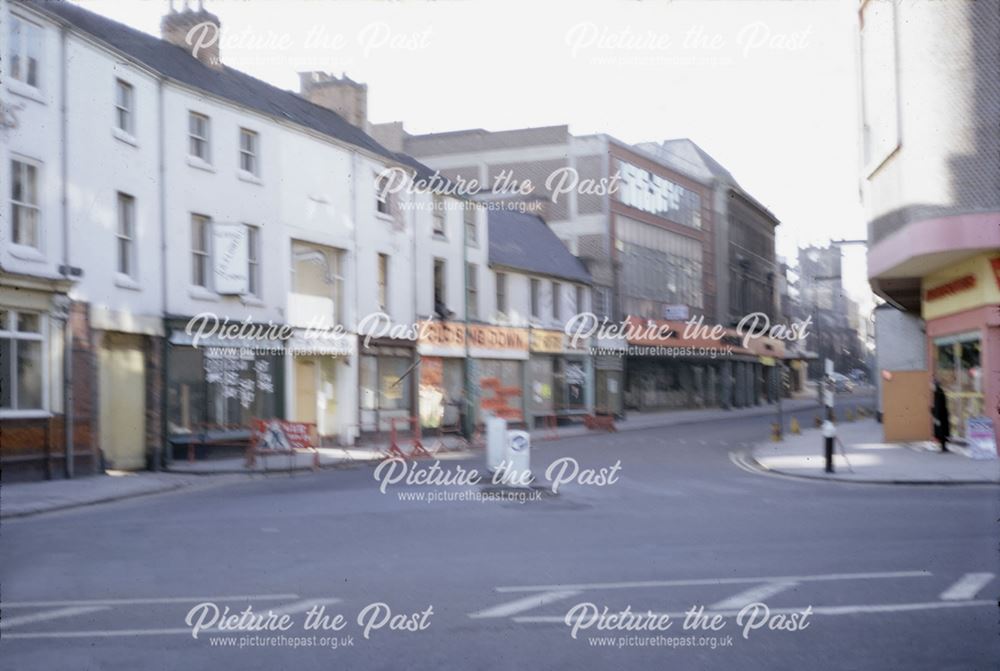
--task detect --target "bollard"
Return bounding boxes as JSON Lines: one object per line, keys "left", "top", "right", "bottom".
{"left": 790, "top": 417, "right": 801, "bottom": 435}
{"left": 814, "top": 415, "right": 823, "bottom": 428}
{"left": 845, "top": 408, "right": 854, "bottom": 422}
{"left": 822, "top": 420, "right": 836, "bottom": 473}
{"left": 771, "top": 422, "right": 782, "bottom": 442}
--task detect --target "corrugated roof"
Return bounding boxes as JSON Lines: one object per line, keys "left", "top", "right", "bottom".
{"left": 27, "top": 0, "right": 403, "bottom": 164}
{"left": 488, "top": 209, "right": 591, "bottom": 284}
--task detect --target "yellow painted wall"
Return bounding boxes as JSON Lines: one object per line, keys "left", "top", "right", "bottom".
{"left": 921, "top": 253, "right": 1000, "bottom": 321}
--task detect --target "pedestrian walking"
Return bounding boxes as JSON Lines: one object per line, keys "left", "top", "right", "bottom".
{"left": 931, "top": 379, "right": 951, "bottom": 453}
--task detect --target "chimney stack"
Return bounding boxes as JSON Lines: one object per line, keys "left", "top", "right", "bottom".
{"left": 299, "top": 72, "right": 369, "bottom": 131}
{"left": 161, "top": 0, "right": 223, "bottom": 70}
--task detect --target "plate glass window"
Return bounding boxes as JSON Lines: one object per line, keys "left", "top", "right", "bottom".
{"left": 0, "top": 309, "right": 44, "bottom": 411}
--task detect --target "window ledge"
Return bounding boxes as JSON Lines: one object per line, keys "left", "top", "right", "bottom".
{"left": 112, "top": 127, "right": 138, "bottom": 147}
{"left": 241, "top": 295, "right": 265, "bottom": 306}
{"left": 7, "top": 80, "right": 45, "bottom": 104}
{"left": 432, "top": 232, "right": 447, "bottom": 241}
{"left": 114, "top": 273, "right": 142, "bottom": 291}
{"left": 7, "top": 244, "right": 45, "bottom": 262}
{"left": 0, "top": 409, "right": 53, "bottom": 420}
{"left": 189, "top": 286, "right": 218, "bottom": 301}
{"left": 375, "top": 212, "right": 394, "bottom": 223}
{"left": 187, "top": 156, "right": 216, "bottom": 173}
{"left": 237, "top": 170, "right": 262, "bottom": 185}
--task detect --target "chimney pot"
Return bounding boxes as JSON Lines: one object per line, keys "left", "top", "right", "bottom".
{"left": 161, "top": 2, "right": 223, "bottom": 69}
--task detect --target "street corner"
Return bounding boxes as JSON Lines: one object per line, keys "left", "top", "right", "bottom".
{"left": 746, "top": 418, "right": 1000, "bottom": 485}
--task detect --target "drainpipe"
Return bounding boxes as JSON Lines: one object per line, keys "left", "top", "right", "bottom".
{"left": 461, "top": 200, "right": 473, "bottom": 437}
{"left": 59, "top": 24, "right": 74, "bottom": 478}
{"left": 156, "top": 75, "right": 168, "bottom": 469}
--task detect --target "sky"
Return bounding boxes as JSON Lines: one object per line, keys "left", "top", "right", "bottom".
{"left": 69, "top": 0, "right": 873, "bottom": 314}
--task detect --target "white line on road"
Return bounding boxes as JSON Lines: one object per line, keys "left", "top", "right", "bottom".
{"left": 3, "top": 594, "right": 301, "bottom": 609}
{"left": 512, "top": 600, "right": 994, "bottom": 624}
{"left": 468, "top": 590, "right": 581, "bottom": 619}
{"left": 710, "top": 581, "right": 798, "bottom": 610}
{"left": 1, "top": 598, "right": 341, "bottom": 640}
{"left": 939, "top": 573, "right": 994, "bottom": 601}
{"left": 1, "top": 606, "right": 109, "bottom": 630}
{"left": 495, "top": 570, "right": 931, "bottom": 593}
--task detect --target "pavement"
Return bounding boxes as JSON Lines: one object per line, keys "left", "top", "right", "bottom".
{"left": 1, "top": 398, "right": 830, "bottom": 520}
{"left": 2, "top": 392, "right": 997, "bottom": 671}
{"left": 750, "top": 417, "right": 1000, "bottom": 485}
{"left": 0, "top": 472, "right": 225, "bottom": 519}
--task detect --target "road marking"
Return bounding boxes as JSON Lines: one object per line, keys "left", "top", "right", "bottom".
{"left": 513, "top": 600, "right": 994, "bottom": 624}
{"left": 939, "top": 573, "right": 994, "bottom": 601}
{"left": 495, "top": 570, "right": 931, "bottom": 593}
{"left": 1, "top": 598, "right": 341, "bottom": 640}
{"left": 3, "top": 593, "right": 300, "bottom": 609}
{"left": 469, "top": 590, "right": 581, "bottom": 619}
{"left": 711, "top": 581, "right": 798, "bottom": 610}
{"left": 1, "top": 606, "right": 109, "bottom": 630}
{"left": 263, "top": 598, "right": 341, "bottom": 618}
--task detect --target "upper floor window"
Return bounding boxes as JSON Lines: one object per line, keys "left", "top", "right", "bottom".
{"left": 530, "top": 278, "right": 540, "bottom": 319}
{"left": 115, "top": 80, "right": 134, "bottom": 134}
{"left": 11, "top": 159, "right": 40, "bottom": 249}
{"left": 239, "top": 128, "right": 258, "bottom": 176}
{"left": 432, "top": 195, "right": 445, "bottom": 237}
{"left": 116, "top": 192, "right": 136, "bottom": 278}
{"left": 575, "top": 285, "right": 586, "bottom": 315}
{"left": 464, "top": 204, "right": 478, "bottom": 245}
{"left": 375, "top": 173, "right": 391, "bottom": 216}
{"left": 188, "top": 112, "right": 211, "bottom": 163}
{"left": 9, "top": 15, "right": 42, "bottom": 89}
{"left": 291, "top": 241, "right": 344, "bottom": 324}
{"left": 466, "top": 263, "right": 478, "bottom": 320}
{"left": 247, "top": 225, "right": 260, "bottom": 298}
{"left": 433, "top": 258, "right": 447, "bottom": 317}
{"left": 191, "top": 213, "right": 211, "bottom": 287}
{"left": 377, "top": 253, "right": 389, "bottom": 312}
{"left": 552, "top": 281, "right": 561, "bottom": 320}
{"left": 495, "top": 272, "right": 507, "bottom": 315}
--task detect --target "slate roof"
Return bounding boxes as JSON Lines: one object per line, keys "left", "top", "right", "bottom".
{"left": 25, "top": 0, "right": 403, "bottom": 164}
{"left": 488, "top": 209, "right": 591, "bottom": 284}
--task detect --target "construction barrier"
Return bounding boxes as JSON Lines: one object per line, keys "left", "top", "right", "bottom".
{"left": 245, "top": 419, "right": 320, "bottom": 470}
{"left": 382, "top": 417, "right": 432, "bottom": 461}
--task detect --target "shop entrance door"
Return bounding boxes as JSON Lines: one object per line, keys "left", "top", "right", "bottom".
{"left": 294, "top": 358, "right": 318, "bottom": 425}
{"left": 98, "top": 333, "right": 146, "bottom": 470}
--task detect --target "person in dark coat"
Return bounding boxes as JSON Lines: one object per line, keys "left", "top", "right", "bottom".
{"left": 931, "top": 380, "right": 951, "bottom": 452}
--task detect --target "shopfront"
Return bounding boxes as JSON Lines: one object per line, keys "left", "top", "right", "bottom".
{"left": 417, "top": 321, "right": 467, "bottom": 431}
{"left": 922, "top": 254, "right": 1000, "bottom": 447}
{"left": 527, "top": 329, "right": 591, "bottom": 426}
{"left": 358, "top": 336, "right": 416, "bottom": 436}
{"left": 468, "top": 324, "right": 529, "bottom": 426}
{"left": 165, "top": 323, "right": 284, "bottom": 459}
{"left": 622, "top": 316, "right": 753, "bottom": 411}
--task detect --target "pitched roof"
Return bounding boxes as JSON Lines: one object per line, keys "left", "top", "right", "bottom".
{"left": 27, "top": 0, "right": 401, "bottom": 164}
{"left": 488, "top": 209, "right": 591, "bottom": 284}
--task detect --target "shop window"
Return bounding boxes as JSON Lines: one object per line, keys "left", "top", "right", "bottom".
{"left": 0, "top": 309, "right": 45, "bottom": 412}
{"left": 166, "top": 346, "right": 279, "bottom": 434}
{"left": 360, "top": 353, "right": 413, "bottom": 413}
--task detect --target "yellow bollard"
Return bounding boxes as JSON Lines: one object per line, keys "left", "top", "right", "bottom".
{"left": 845, "top": 408, "right": 854, "bottom": 422}
{"left": 771, "top": 422, "right": 782, "bottom": 442}
{"left": 790, "top": 417, "right": 801, "bottom": 435}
